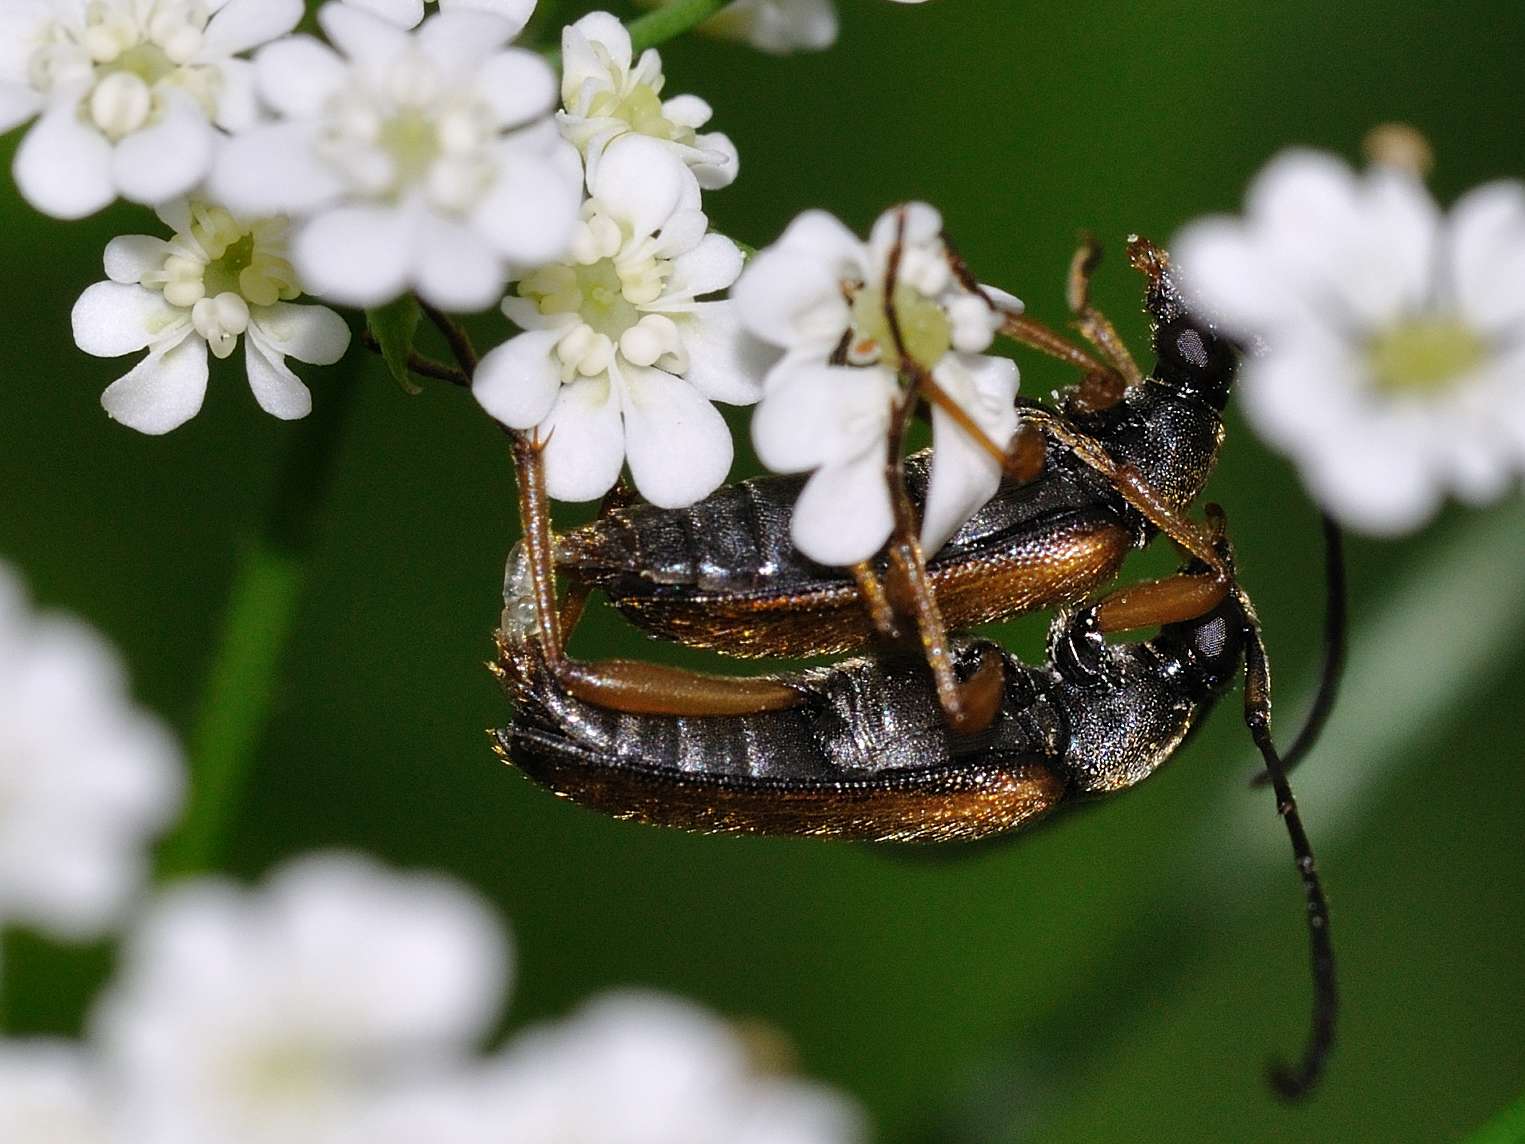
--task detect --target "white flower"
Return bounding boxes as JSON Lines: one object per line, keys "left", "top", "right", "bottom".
{"left": 209, "top": 2, "right": 581, "bottom": 311}
{"left": 0, "top": 564, "right": 182, "bottom": 940}
{"left": 0, "top": 1042, "right": 112, "bottom": 1144}
{"left": 338, "top": 0, "right": 535, "bottom": 31}
{"left": 559, "top": 11, "right": 738, "bottom": 191}
{"left": 92, "top": 852, "right": 510, "bottom": 1144}
{"left": 734, "top": 202, "right": 1019, "bottom": 565}
{"left": 71, "top": 200, "right": 351, "bottom": 435}
{"left": 473, "top": 135, "right": 762, "bottom": 508}
{"left": 481, "top": 991, "right": 867, "bottom": 1144}
{"left": 1175, "top": 151, "right": 1525, "bottom": 534}
{"left": 0, "top": 0, "right": 302, "bottom": 218}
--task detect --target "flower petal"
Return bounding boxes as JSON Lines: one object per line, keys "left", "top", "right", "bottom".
{"left": 211, "top": 56, "right": 259, "bottom": 132}
{"left": 243, "top": 330, "right": 313, "bottom": 420}
{"left": 921, "top": 354, "right": 1019, "bottom": 555}
{"left": 791, "top": 457, "right": 894, "bottom": 566}
{"left": 475, "top": 48, "right": 556, "bottom": 130}
{"left": 620, "top": 365, "right": 734, "bottom": 508}
{"left": 414, "top": 213, "right": 506, "bottom": 312}
{"left": 472, "top": 140, "right": 580, "bottom": 265}
{"left": 251, "top": 35, "right": 349, "bottom": 119}
{"left": 592, "top": 135, "right": 689, "bottom": 239}
{"left": 13, "top": 100, "right": 114, "bottom": 219}
{"left": 201, "top": 0, "right": 302, "bottom": 58}
{"left": 0, "top": 80, "right": 42, "bottom": 134}
{"left": 750, "top": 363, "right": 896, "bottom": 473}
{"left": 209, "top": 121, "right": 344, "bottom": 217}
{"left": 103, "top": 236, "right": 173, "bottom": 285}
{"left": 111, "top": 92, "right": 215, "bottom": 206}
{"left": 660, "top": 94, "right": 712, "bottom": 130}
{"left": 319, "top": 2, "right": 411, "bottom": 68}
{"left": 688, "top": 130, "right": 738, "bottom": 191}
{"left": 540, "top": 377, "right": 626, "bottom": 502}
{"left": 561, "top": 11, "right": 631, "bottom": 105}
{"left": 418, "top": 9, "right": 516, "bottom": 74}
{"left": 339, "top": 0, "right": 424, "bottom": 27}
{"left": 251, "top": 302, "right": 352, "bottom": 365}
{"left": 731, "top": 244, "right": 851, "bottom": 356}
{"left": 1448, "top": 180, "right": 1525, "bottom": 336}
{"left": 293, "top": 202, "right": 420, "bottom": 308}
{"left": 472, "top": 329, "right": 565, "bottom": 429}
{"left": 672, "top": 301, "right": 766, "bottom": 406}
{"left": 440, "top": 0, "right": 535, "bottom": 35}
{"left": 664, "top": 233, "right": 743, "bottom": 301}
{"left": 72, "top": 282, "right": 188, "bottom": 358}
{"left": 99, "top": 337, "right": 210, "bottom": 435}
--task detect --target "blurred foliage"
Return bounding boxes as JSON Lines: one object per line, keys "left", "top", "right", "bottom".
{"left": 2, "top": 1, "right": 1524, "bottom": 1141}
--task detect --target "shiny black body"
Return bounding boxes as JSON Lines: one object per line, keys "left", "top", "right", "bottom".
{"left": 497, "top": 597, "right": 1248, "bottom": 843}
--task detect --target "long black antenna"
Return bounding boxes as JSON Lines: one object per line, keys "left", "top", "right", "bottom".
{"left": 1256, "top": 513, "right": 1347, "bottom": 786}
{"left": 1239, "top": 602, "right": 1338, "bottom": 1098}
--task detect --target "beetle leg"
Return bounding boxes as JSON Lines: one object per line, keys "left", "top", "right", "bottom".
{"left": 1093, "top": 571, "right": 1230, "bottom": 634}
{"left": 1066, "top": 235, "right": 1145, "bottom": 391}
{"left": 508, "top": 434, "right": 807, "bottom": 717}
{"left": 1015, "top": 406, "right": 1230, "bottom": 583}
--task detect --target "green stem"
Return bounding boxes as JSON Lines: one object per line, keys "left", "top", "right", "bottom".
{"left": 155, "top": 356, "right": 361, "bottom": 879}
{"left": 626, "top": 0, "right": 730, "bottom": 54}
{"left": 1463, "top": 1091, "right": 1525, "bottom": 1144}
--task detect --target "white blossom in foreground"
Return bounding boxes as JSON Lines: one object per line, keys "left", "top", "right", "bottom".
{"left": 210, "top": 3, "right": 581, "bottom": 311}
{"left": 481, "top": 992, "right": 867, "bottom": 1144}
{"left": 0, "top": 1042, "right": 111, "bottom": 1144}
{"left": 0, "top": 0, "right": 301, "bottom": 218}
{"left": 559, "top": 12, "right": 738, "bottom": 191}
{"left": 71, "top": 200, "right": 351, "bottom": 434}
{"left": 1175, "top": 151, "right": 1525, "bottom": 533}
{"left": 92, "top": 853, "right": 510, "bottom": 1144}
{"left": 339, "top": 0, "right": 535, "bottom": 30}
{"left": 0, "top": 565, "right": 181, "bottom": 939}
{"left": 474, "top": 136, "right": 762, "bottom": 507}
{"left": 735, "top": 203, "right": 1018, "bottom": 565}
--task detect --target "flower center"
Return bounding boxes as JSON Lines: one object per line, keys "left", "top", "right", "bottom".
{"left": 587, "top": 82, "right": 691, "bottom": 144}
{"left": 849, "top": 282, "right": 952, "bottom": 370}
{"left": 518, "top": 206, "right": 687, "bottom": 381}
{"left": 1366, "top": 316, "right": 1488, "bottom": 395}
{"left": 319, "top": 54, "right": 498, "bottom": 213}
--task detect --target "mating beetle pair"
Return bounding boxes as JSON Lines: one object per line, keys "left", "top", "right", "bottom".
{"left": 485, "top": 225, "right": 1342, "bottom": 1099}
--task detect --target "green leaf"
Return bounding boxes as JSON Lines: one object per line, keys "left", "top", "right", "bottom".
{"left": 366, "top": 295, "right": 423, "bottom": 395}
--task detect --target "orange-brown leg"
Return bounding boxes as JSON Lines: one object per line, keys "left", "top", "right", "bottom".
{"left": 1094, "top": 571, "right": 1230, "bottom": 634}
{"left": 1066, "top": 235, "right": 1145, "bottom": 391}
{"left": 509, "top": 434, "right": 806, "bottom": 717}
{"left": 1015, "top": 406, "right": 1230, "bottom": 583}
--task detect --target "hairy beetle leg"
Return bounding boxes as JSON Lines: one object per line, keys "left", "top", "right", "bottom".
{"left": 1067, "top": 235, "right": 1145, "bottom": 392}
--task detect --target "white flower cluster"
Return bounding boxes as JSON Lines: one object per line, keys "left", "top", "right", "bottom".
{"left": 0, "top": 852, "right": 867, "bottom": 1144}
{"left": 1175, "top": 150, "right": 1525, "bottom": 534}
{"left": 734, "top": 202, "right": 1018, "bottom": 565}
{"left": 0, "top": 563, "right": 181, "bottom": 942}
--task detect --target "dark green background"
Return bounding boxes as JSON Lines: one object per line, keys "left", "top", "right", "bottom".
{"left": 3, "top": 2, "right": 1523, "bottom": 1140}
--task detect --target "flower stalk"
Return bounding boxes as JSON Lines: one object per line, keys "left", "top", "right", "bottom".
{"left": 625, "top": 0, "right": 730, "bottom": 54}
{"left": 155, "top": 356, "right": 360, "bottom": 879}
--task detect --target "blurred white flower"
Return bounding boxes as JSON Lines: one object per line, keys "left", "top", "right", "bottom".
{"left": 559, "top": 11, "right": 738, "bottom": 191}
{"left": 735, "top": 202, "right": 1019, "bottom": 565}
{"left": 0, "top": 1042, "right": 112, "bottom": 1144}
{"left": 473, "top": 135, "right": 761, "bottom": 508}
{"left": 482, "top": 991, "right": 867, "bottom": 1144}
{"left": 0, "top": 0, "right": 301, "bottom": 218}
{"left": 1175, "top": 150, "right": 1525, "bottom": 534}
{"left": 639, "top": 0, "right": 927, "bottom": 56}
{"left": 209, "top": 2, "right": 581, "bottom": 311}
{"left": 0, "top": 565, "right": 182, "bottom": 940}
{"left": 92, "top": 852, "right": 510, "bottom": 1144}
{"left": 339, "top": 0, "right": 535, "bottom": 31}
{"left": 71, "top": 200, "right": 351, "bottom": 435}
